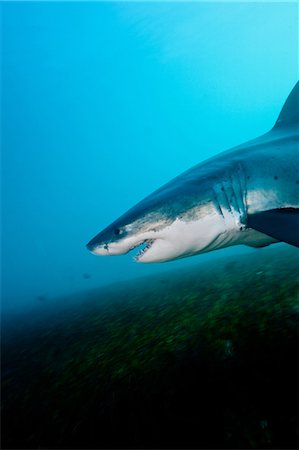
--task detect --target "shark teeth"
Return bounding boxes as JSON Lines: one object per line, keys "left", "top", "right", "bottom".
{"left": 134, "top": 240, "right": 154, "bottom": 261}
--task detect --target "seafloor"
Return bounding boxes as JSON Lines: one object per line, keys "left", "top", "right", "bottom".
{"left": 2, "top": 246, "right": 298, "bottom": 449}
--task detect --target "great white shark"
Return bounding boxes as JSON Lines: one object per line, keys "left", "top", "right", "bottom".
{"left": 87, "top": 82, "right": 299, "bottom": 263}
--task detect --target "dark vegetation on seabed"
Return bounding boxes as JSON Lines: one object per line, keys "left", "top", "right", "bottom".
{"left": 2, "top": 246, "right": 298, "bottom": 449}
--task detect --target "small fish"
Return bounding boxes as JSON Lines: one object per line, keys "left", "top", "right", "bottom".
{"left": 83, "top": 273, "right": 91, "bottom": 279}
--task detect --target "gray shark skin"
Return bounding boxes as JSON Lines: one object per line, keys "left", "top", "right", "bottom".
{"left": 87, "top": 82, "right": 299, "bottom": 263}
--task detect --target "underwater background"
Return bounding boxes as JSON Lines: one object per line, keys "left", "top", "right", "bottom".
{"left": 1, "top": 1, "right": 298, "bottom": 449}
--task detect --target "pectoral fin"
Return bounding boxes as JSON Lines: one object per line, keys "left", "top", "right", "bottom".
{"left": 247, "top": 208, "right": 299, "bottom": 247}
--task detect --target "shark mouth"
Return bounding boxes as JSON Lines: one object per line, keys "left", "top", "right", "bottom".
{"left": 133, "top": 239, "right": 155, "bottom": 262}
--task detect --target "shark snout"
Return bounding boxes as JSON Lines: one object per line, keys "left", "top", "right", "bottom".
{"left": 87, "top": 243, "right": 109, "bottom": 255}
{"left": 86, "top": 242, "right": 103, "bottom": 255}
{"left": 86, "top": 229, "right": 133, "bottom": 256}
{"left": 86, "top": 232, "right": 109, "bottom": 254}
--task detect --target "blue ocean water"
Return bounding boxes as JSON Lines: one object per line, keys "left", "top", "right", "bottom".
{"left": 2, "top": 2, "right": 298, "bottom": 315}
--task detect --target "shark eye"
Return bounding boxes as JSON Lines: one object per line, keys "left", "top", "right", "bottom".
{"left": 114, "top": 228, "right": 122, "bottom": 236}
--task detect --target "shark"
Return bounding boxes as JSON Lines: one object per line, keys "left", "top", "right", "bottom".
{"left": 87, "top": 82, "right": 299, "bottom": 263}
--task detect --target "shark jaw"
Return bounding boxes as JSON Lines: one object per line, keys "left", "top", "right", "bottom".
{"left": 90, "top": 236, "right": 158, "bottom": 262}
{"left": 89, "top": 214, "right": 227, "bottom": 263}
